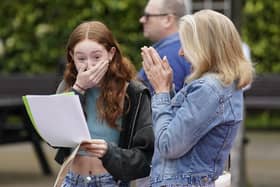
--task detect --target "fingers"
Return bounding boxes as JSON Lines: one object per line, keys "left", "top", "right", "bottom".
{"left": 142, "top": 46, "right": 161, "bottom": 66}
{"left": 162, "top": 56, "right": 171, "bottom": 71}
{"left": 83, "top": 143, "right": 106, "bottom": 150}
{"left": 81, "top": 139, "right": 108, "bottom": 158}
{"left": 140, "top": 46, "right": 173, "bottom": 93}
{"left": 141, "top": 46, "right": 166, "bottom": 69}
{"left": 87, "top": 60, "right": 108, "bottom": 75}
{"left": 82, "top": 139, "right": 106, "bottom": 145}
{"left": 149, "top": 47, "right": 162, "bottom": 65}
{"left": 78, "top": 63, "right": 87, "bottom": 73}
{"left": 141, "top": 46, "right": 154, "bottom": 67}
{"left": 79, "top": 60, "right": 109, "bottom": 87}
{"left": 141, "top": 46, "right": 162, "bottom": 74}
{"left": 89, "top": 60, "right": 109, "bottom": 82}
{"left": 141, "top": 54, "right": 150, "bottom": 74}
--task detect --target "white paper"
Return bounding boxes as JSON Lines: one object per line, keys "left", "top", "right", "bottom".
{"left": 25, "top": 94, "right": 91, "bottom": 147}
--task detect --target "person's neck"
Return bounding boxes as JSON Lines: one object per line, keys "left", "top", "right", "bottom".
{"left": 159, "top": 26, "right": 178, "bottom": 40}
{"left": 159, "top": 30, "right": 177, "bottom": 41}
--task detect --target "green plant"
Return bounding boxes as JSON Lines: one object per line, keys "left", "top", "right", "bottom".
{"left": 242, "top": 0, "right": 280, "bottom": 73}
{"left": 245, "top": 110, "right": 280, "bottom": 129}
{"left": 0, "top": 0, "right": 149, "bottom": 74}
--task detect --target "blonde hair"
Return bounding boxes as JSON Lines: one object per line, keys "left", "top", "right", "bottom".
{"left": 179, "top": 9, "right": 254, "bottom": 89}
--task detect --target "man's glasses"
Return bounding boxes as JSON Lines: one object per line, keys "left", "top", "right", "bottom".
{"left": 142, "top": 12, "right": 171, "bottom": 21}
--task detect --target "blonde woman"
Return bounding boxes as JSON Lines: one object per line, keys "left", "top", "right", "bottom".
{"left": 141, "top": 9, "right": 254, "bottom": 187}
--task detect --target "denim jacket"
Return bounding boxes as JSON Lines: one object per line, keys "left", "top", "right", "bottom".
{"left": 150, "top": 74, "right": 243, "bottom": 186}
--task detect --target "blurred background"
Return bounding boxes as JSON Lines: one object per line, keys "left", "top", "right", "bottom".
{"left": 0, "top": 0, "right": 279, "bottom": 187}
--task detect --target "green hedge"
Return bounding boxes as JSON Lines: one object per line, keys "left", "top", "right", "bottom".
{"left": 0, "top": 0, "right": 149, "bottom": 74}
{"left": 242, "top": 0, "right": 280, "bottom": 73}
{"left": 245, "top": 110, "right": 280, "bottom": 130}
{"left": 0, "top": 0, "right": 279, "bottom": 74}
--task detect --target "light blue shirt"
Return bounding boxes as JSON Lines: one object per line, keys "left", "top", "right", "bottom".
{"left": 138, "top": 33, "right": 191, "bottom": 94}
{"left": 76, "top": 88, "right": 121, "bottom": 156}
{"left": 86, "top": 88, "right": 121, "bottom": 144}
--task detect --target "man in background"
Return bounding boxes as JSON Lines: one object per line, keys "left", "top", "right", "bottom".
{"left": 138, "top": 0, "right": 191, "bottom": 94}
{"left": 136, "top": 1, "right": 190, "bottom": 186}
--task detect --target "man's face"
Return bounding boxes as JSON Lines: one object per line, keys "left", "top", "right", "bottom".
{"left": 139, "top": 0, "right": 166, "bottom": 42}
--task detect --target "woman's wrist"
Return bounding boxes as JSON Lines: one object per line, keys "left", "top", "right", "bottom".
{"left": 154, "top": 86, "right": 171, "bottom": 94}
{"left": 73, "top": 83, "right": 86, "bottom": 94}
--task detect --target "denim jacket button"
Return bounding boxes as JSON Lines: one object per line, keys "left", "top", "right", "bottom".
{"left": 201, "top": 176, "right": 208, "bottom": 183}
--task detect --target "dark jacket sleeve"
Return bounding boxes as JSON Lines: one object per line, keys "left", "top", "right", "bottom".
{"left": 100, "top": 91, "right": 154, "bottom": 181}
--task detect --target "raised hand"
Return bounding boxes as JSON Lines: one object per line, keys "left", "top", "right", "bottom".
{"left": 74, "top": 60, "right": 109, "bottom": 91}
{"left": 141, "top": 46, "right": 173, "bottom": 94}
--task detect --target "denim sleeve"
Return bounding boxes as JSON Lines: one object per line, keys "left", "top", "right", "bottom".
{"left": 152, "top": 83, "right": 220, "bottom": 159}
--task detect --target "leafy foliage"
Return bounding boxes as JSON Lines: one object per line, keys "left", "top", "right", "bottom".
{"left": 0, "top": 0, "right": 149, "bottom": 74}
{"left": 242, "top": 0, "right": 280, "bottom": 73}
{"left": 1, "top": 0, "right": 279, "bottom": 74}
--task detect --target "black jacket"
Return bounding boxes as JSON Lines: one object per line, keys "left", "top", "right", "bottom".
{"left": 54, "top": 80, "right": 154, "bottom": 181}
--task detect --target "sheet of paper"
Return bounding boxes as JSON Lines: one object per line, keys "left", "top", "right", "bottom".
{"left": 23, "top": 94, "right": 91, "bottom": 147}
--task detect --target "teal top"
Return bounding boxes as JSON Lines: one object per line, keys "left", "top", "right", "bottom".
{"left": 77, "top": 88, "right": 121, "bottom": 156}
{"left": 86, "top": 88, "right": 121, "bottom": 144}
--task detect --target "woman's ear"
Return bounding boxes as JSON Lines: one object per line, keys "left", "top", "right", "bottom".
{"left": 109, "top": 47, "right": 116, "bottom": 61}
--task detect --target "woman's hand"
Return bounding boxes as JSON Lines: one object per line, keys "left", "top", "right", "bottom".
{"left": 74, "top": 60, "right": 109, "bottom": 92}
{"left": 141, "top": 46, "right": 173, "bottom": 94}
{"left": 81, "top": 139, "right": 108, "bottom": 158}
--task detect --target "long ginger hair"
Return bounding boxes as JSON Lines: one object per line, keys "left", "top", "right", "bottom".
{"left": 63, "top": 21, "right": 136, "bottom": 128}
